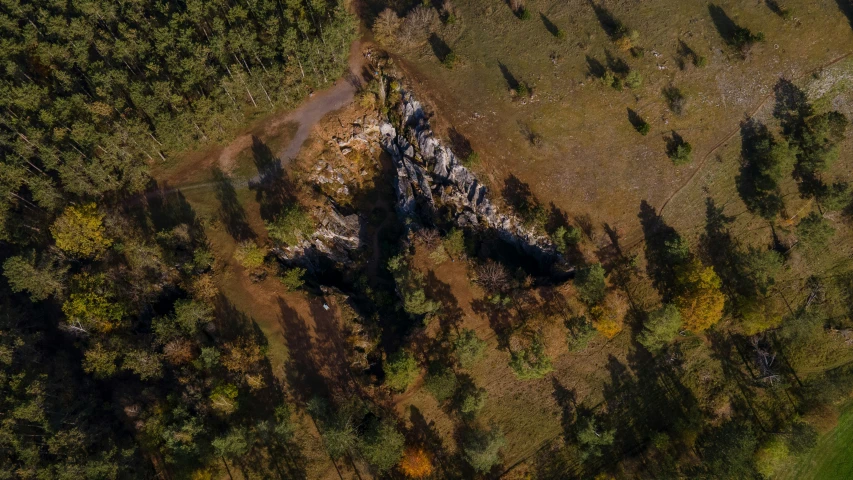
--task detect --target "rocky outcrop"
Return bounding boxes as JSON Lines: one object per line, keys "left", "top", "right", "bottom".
{"left": 380, "top": 91, "right": 562, "bottom": 264}
{"left": 273, "top": 201, "right": 364, "bottom": 271}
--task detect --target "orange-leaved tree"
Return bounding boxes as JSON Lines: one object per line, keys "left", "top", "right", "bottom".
{"left": 400, "top": 446, "right": 433, "bottom": 478}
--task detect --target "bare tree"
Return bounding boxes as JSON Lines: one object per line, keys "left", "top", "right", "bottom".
{"left": 372, "top": 9, "right": 401, "bottom": 47}
{"left": 476, "top": 260, "right": 510, "bottom": 292}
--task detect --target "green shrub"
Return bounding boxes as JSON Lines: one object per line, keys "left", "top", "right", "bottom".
{"left": 266, "top": 204, "right": 313, "bottom": 246}
{"left": 462, "top": 151, "right": 480, "bottom": 168}
{"left": 575, "top": 263, "right": 606, "bottom": 305}
{"left": 424, "top": 365, "right": 457, "bottom": 402}
{"left": 460, "top": 386, "right": 487, "bottom": 417}
{"left": 555, "top": 28, "right": 566, "bottom": 40}
{"left": 797, "top": 212, "right": 835, "bottom": 251}
{"left": 515, "top": 82, "right": 530, "bottom": 97}
{"left": 637, "top": 120, "right": 651, "bottom": 136}
{"left": 462, "top": 425, "right": 506, "bottom": 472}
{"left": 509, "top": 334, "right": 553, "bottom": 380}
{"left": 442, "top": 51, "right": 458, "bottom": 69}
{"left": 453, "top": 328, "right": 487, "bottom": 368}
{"left": 669, "top": 141, "right": 693, "bottom": 165}
{"left": 384, "top": 350, "right": 419, "bottom": 392}
{"left": 694, "top": 55, "right": 708, "bottom": 67}
{"left": 234, "top": 241, "right": 266, "bottom": 270}
{"left": 443, "top": 228, "right": 466, "bottom": 258}
{"left": 279, "top": 267, "right": 306, "bottom": 291}
{"left": 625, "top": 70, "right": 643, "bottom": 89}
{"left": 518, "top": 7, "right": 531, "bottom": 20}
{"left": 359, "top": 419, "right": 405, "bottom": 474}
{"left": 637, "top": 304, "right": 682, "bottom": 353}
{"left": 567, "top": 317, "right": 597, "bottom": 352}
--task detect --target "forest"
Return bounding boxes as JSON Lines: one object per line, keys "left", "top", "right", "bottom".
{"left": 3, "top": 0, "right": 853, "bottom": 479}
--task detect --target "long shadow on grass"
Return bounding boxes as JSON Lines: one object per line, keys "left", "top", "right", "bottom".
{"left": 638, "top": 200, "right": 684, "bottom": 300}
{"left": 250, "top": 136, "right": 294, "bottom": 222}
{"left": 586, "top": 55, "right": 606, "bottom": 79}
{"left": 278, "top": 297, "right": 330, "bottom": 404}
{"left": 540, "top": 13, "right": 560, "bottom": 37}
{"left": 498, "top": 62, "right": 520, "bottom": 91}
{"left": 587, "top": 0, "right": 626, "bottom": 39}
{"left": 212, "top": 167, "right": 255, "bottom": 241}
{"left": 429, "top": 33, "right": 452, "bottom": 63}
{"left": 736, "top": 119, "right": 785, "bottom": 220}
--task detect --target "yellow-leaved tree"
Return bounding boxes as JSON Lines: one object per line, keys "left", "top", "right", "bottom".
{"left": 590, "top": 291, "right": 628, "bottom": 339}
{"left": 51, "top": 203, "right": 112, "bottom": 258}
{"left": 675, "top": 259, "right": 725, "bottom": 332}
{"left": 62, "top": 273, "right": 125, "bottom": 333}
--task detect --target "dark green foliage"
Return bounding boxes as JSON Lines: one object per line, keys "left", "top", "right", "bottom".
{"left": 797, "top": 212, "right": 835, "bottom": 251}
{"left": 453, "top": 328, "right": 487, "bottom": 368}
{"left": 266, "top": 204, "right": 314, "bottom": 246}
{"left": 519, "top": 8, "right": 532, "bottom": 20}
{"left": 462, "top": 152, "right": 481, "bottom": 168}
{"left": 575, "top": 263, "right": 607, "bottom": 305}
{"left": 442, "top": 51, "right": 459, "bottom": 68}
{"left": 668, "top": 136, "right": 693, "bottom": 165}
{"left": 695, "top": 420, "right": 759, "bottom": 478}
{"left": 637, "top": 120, "right": 651, "bottom": 135}
{"left": 737, "top": 120, "right": 797, "bottom": 219}
{"left": 552, "top": 225, "right": 582, "bottom": 254}
{"left": 663, "top": 86, "right": 687, "bottom": 115}
{"left": 280, "top": 267, "right": 306, "bottom": 291}
{"left": 509, "top": 334, "right": 553, "bottom": 380}
{"left": 566, "top": 316, "right": 597, "bottom": 352}
{"left": 384, "top": 350, "right": 420, "bottom": 391}
{"left": 462, "top": 424, "right": 506, "bottom": 473}
{"left": 637, "top": 304, "right": 682, "bottom": 353}
{"left": 2, "top": 253, "right": 66, "bottom": 301}
{"left": 424, "top": 364, "right": 457, "bottom": 402}
{"left": 358, "top": 419, "right": 405, "bottom": 474}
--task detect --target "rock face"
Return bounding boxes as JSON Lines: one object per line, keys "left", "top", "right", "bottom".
{"left": 380, "top": 91, "right": 562, "bottom": 264}
{"left": 273, "top": 201, "right": 364, "bottom": 270}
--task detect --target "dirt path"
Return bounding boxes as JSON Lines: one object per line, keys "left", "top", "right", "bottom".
{"left": 656, "top": 50, "right": 853, "bottom": 218}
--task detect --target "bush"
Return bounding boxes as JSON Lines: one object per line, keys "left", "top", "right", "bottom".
{"left": 567, "top": 316, "right": 597, "bottom": 352}
{"left": 442, "top": 51, "right": 458, "bottom": 68}
{"left": 359, "top": 419, "right": 405, "bottom": 474}
{"left": 694, "top": 55, "right": 708, "bottom": 67}
{"left": 384, "top": 350, "right": 419, "bottom": 392}
{"left": 669, "top": 141, "right": 693, "bottom": 165}
{"left": 515, "top": 82, "right": 530, "bottom": 97}
{"left": 509, "top": 334, "right": 553, "bottom": 380}
{"left": 462, "top": 425, "right": 506, "bottom": 473}
{"left": 461, "top": 151, "right": 480, "bottom": 168}
{"left": 443, "top": 228, "right": 467, "bottom": 258}
{"left": 518, "top": 7, "right": 531, "bottom": 20}
{"left": 625, "top": 70, "right": 642, "bottom": 89}
{"left": 637, "top": 304, "right": 682, "bottom": 353}
{"left": 279, "top": 267, "right": 306, "bottom": 291}
{"left": 796, "top": 212, "right": 835, "bottom": 251}
{"left": 266, "top": 204, "right": 313, "bottom": 246}
{"left": 453, "top": 328, "right": 487, "bottom": 368}
{"left": 637, "top": 120, "right": 651, "bottom": 135}
{"left": 460, "top": 387, "right": 487, "bottom": 417}
{"left": 234, "top": 241, "right": 266, "bottom": 270}
{"left": 575, "top": 263, "right": 606, "bottom": 305}
{"left": 552, "top": 225, "right": 582, "bottom": 254}
{"left": 424, "top": 365, "right": 457, "bottom": 403}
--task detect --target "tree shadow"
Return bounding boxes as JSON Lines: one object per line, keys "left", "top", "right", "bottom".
{"left": 277, "top": 297, "right": 330, "bottom": 404}
{"left": 736, "top": 118, "right": 785, "bottom": 219}
{"left": 540, "top": 12, "right": 560, "bottom": 36}
{"left": 502, "top": 174, "right": 544, "bottom": 226}
{"left": 835, "top": 0, "right": 853, "bottom": 30}
{"left": 765, "top": 0, "right": 787, "bottom": 18}
{"left": 604, "top": 50, "right": 629, "bottom": 75}
{"left": 675, "top": 40, "right": 697, "bottom": 70}
{"left": 663, "top": 86, "right": 686, "bottom": 115}
{"left": 638, "top": 201, "right": 684, "bottom": 300}
{"left": 552, "top": 377, "right": 577, "bottom": 438}
{"left": 249, "top": 136, "right": 294, "bottom": 222}
{"left": 626, "top": 108, "right": 647, "bottom": 132}
{"left": 587, "top": 0, "right": 625, "bottom": 39}
{"left": 585, "top": 55, "right": 606, "bottom": 79}
{"left": 708, "top": 4, "right": 740, "bottom": 46}
{"left": 664, "top": 131, "right": 687, "bottom": 157}
{"left": 429, "top": 33, "right": 452, "bottom": 63}
{"left": 212, "top": 167, "right": 255, "bottom": 241}
{"left": 447, "top": 127, "right": 473, "bottom": 159}
{"left": 772, "top": 78, "right": 812, "bottom": 137}
{"left": 498, "top": 61, "right": 520, "bottom": 91}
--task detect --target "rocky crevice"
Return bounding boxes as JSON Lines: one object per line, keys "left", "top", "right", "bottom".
{"left": 380, "top": 91, "right": 564, "bottom": 265}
